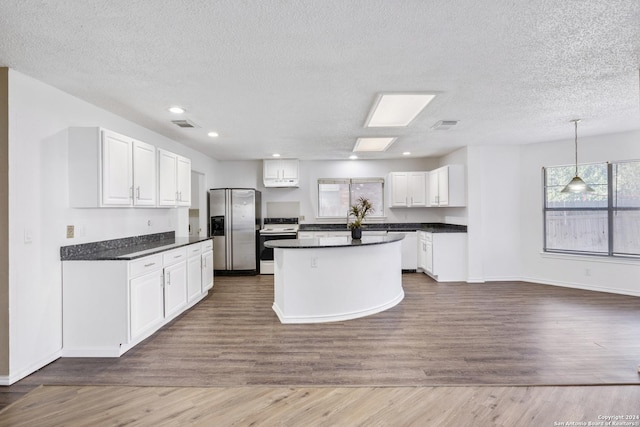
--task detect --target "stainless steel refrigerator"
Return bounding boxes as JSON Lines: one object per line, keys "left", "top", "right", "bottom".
{"left": 208, "top": 188, "right": 262, "bottom": 275}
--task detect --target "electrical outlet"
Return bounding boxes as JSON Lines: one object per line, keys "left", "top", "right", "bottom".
{"left": 299, "top": 215, "right": 305, "bottom": 221}
{"left": 585, "top": 268, "right": 591, "bottom": 277}
{"left": 66, "top": 225, "right": 74, "bottom": 238}
{"left": 310, "top": 256, "right": 318, "bottom": 268}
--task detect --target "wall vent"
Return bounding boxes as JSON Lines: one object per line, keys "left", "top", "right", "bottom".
{"left": 431, "top": 120, "right": 458, "bottom": 130}
{"left": 171, "top": 119, "right": 200, "bottom": 128}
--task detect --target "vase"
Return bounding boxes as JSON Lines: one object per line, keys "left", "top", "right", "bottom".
{"left": 351, "top": 227, "right": 362, "bottom": 240}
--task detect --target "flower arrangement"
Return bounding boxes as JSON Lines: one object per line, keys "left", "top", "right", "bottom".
{"left": 348, "top": 196, "right": 374, "bottom": 229}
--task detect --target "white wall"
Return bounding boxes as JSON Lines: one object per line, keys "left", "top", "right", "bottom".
{"left": 5, "top": 70, "right": 216, "bottom": 384}
{"left": 519, "top": 129, "right": 640, "bottom": 296}
{"left": 213, "top": 158, "right": 445, "bottom": 224}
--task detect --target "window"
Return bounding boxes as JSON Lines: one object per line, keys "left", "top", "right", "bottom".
{"left": 543, "top": 160, "right": 640, "bottom": 257}
{"left": 318, "top": 178, "right": 384, "bottom": 218}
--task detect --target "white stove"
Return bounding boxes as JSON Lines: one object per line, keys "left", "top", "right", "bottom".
{"left": 259, "top": 219, "right": 299, "bottom": 274}
{"left": 259, "top": 224, "right": 299, "bottom": 235}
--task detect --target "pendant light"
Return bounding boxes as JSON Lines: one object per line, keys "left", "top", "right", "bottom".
{"left": 561, "top": 119, "right": 594, "bottom": 193}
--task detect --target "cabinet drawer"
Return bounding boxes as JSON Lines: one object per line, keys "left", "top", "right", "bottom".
{"left": 163, "top": 247, "right": 187, "bottom": 266}
{"left": 187, "top": 243, "right": 202, "bottom": 258}
{"left": 201, "top": 239, "right": 213, "bottom": 252}
{"left": 129, "top": 254, "right": 163, "bottom": 278}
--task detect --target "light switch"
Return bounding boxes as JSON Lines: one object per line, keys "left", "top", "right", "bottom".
{"left": 66, "top": 225, "right": 74, "bottom": 238}
{"left": 24, "top": 229, "right": 33, "bottom": 244}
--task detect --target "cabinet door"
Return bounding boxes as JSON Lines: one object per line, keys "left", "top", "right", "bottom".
{"left": 389, "top": 172, "right": 409, "bottom": 207}
{"left": 164, "top": 261, "right": 187, "bottom": 318}
{"left": 130, "top": 270, "right": 164, "bottom": 339}
{"left": 202, "top": 250, "right": 214, "bottom": 291}
{"left": 417, "top": 233, "right": 426, "bottom": 270}
{"left": 263, "top": 160, "right": 281, "bottom": 179}
{"left": 281, "top": 160, "right": 299, "bottom": 179}
{"left": 429, "top": 170, "right": 439, "bottom": 206}
{"left": 176, "top": 155, "right": 191, "bottom": 206}
{"left": 425, "top": 240, "right": 433, "bottom": 274}
{"left": 157, "top": 149, "right": 178, "bottom": 206}
{"left": 408, "top": 172, "right": 427, "bottom": 207}
{"left": 101, "top": 130, "right": 133, "bottom": 206}
{"left": 437, "top": 167, "right": 449, "bottom": 206}
{"left": 187, "top": 255, "right": 202, "bottom": 302}
{"left": 132, "top": 140, "right": 157, "bottom": 206}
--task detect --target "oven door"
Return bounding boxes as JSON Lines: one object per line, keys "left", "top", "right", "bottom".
{"left": 259, "top": 232, "right": 297, "bottom": 262}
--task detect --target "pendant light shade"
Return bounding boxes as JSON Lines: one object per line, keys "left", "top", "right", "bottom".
{"left": 561, "top": 119, "right": 594, "bottom": 193}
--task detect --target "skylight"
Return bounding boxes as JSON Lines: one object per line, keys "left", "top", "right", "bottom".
{"left": 365, "top": 93, "right": 436, "bottom": 127}
{"left": 353, "top": 137, "right": 396, "bottom": 152}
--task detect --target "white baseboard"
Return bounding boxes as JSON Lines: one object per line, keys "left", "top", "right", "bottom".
{"left": 0, "top": 349, "right": 63, "bottom": 386}
{"left": 520, "top": 276, "right": 640, "bottom": 297}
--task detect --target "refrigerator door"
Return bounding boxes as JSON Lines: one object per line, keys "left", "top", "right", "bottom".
{"left": 231, "top": 189, "right": 257, "bottom": 270}
{"left": 209, "top": 189, "right": 230, "bottom": 270}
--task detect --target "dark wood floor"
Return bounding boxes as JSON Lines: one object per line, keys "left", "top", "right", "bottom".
{"left": 2, "top": 273, "right": 640, "bottom": 414}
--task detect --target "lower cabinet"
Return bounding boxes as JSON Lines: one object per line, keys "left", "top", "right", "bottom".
{"left": 387, "top": 231, "right": 418, "bottom": 271}
{"left": 202, "top": 240, "right": 214, "bottom": 291}
{"left": 63, "top": 240, "right": 213, "bottom": 357}
{"left": 164, "top": 253, "right": 188, "bottom": 318}
{"left": 187, "top": 245, "right": 203, "bottom": 303}
{"left": 417, "top": 231, "right": 467, "bottom": 282}
{"left": 130, "top": 269, "right": 165, "bottom": 340}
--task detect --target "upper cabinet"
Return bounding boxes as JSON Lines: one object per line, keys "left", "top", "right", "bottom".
{"left": 387, "top": 172, "right": 428, "bottom": 208}
{"left": 69, "top": 128, "right": 157, "bottom": 208}
{"left": 68, "top": 127, "right": 189, "bottom": 208}
{"left": 263, "top": 159, "right": 299, "bottom": 187}
{"left": 157, "top": 148, "right": 191, "bottom": 207}
{"left": 429, "top": 165, "right": 466, "bottom": 207}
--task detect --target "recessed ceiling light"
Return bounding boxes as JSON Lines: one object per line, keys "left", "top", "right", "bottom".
{"left": 207, "top": 131, "right": 219, "bottom": 138}
{"left": 365, "top": 93, "right": 436, "bottom": 127}
{"left": 349, "top": 155, "right": 358, "bottom": 160}
{"left": 272, "top": 153, "right": 281, "bottom": 158}
{"left": 168, "top": 106, "right": 185, "bottom": 114}
{"left": 402, "top": 152, "right": 411, "bottom": 156}
{"left": 353, "top": 137, "right": 396, "bottom": 152}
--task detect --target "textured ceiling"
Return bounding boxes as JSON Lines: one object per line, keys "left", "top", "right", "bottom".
{"left": 0, "top": 0, "right": 638, "bottom": 160}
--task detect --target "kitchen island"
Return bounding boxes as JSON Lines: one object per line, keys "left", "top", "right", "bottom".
{"left": 265, "top": 234, "right": 404, "bottom": 324}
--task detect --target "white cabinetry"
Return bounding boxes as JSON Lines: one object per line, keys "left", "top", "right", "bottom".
{"left": 417, "top": 231, "right": 467, "bottom": 282}
{"left": 129, "top": 254, "right": 164, "bottom": 340}
{"left": 187, "top": 244, "right": 203, "bottom": 303}
{"left": 69, "top": 127, "right": 157, "bottom": 207}
{"left": 387, "top": 231, "right": 418, "bottom": 270}
{"left": 201, "top": 240, "right": 214, "bottom": 291}
{"left": 163, "top": 248, "right": 188, "bottom": 318}
{"left": 158, "top": 149, "right": 191, "bottom": 207}
{"left": 429, "top": 165, "right": 465, "bottom": 207}
{"left": 263, "top": 159, "right": 299, "bottom": 187}
{"left": 132, "top": 140, "right": 158, "bottom": 206}
{"left": 62, "top": 241, "right": 211, "bottom": 357}
{"left": 387, "top": 172, "right": 428, "bottom": 208}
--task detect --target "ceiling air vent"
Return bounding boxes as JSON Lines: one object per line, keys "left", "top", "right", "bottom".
{"left": 431, "top": 120, "right": 458, "bottom": 130}
{"left": 171, "top": 119, "right": 200, "bottom": 128}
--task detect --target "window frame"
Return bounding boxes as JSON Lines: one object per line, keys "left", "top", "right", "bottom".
{"left": 317, "top": 177, "right": 385, "bottom": 220}
{"left": 543, "top": 160, "right": 640, "bottom": 259}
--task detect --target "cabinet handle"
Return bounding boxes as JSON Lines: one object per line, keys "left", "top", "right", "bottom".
{"left": 166, "top": 271, "right": 171, "bottom": 286}
{"left": 136, "top": 186, "right": 140, "bottom": 200}
{"left": 144, "top": 262, "right": 155, "bottom": 267}
{"left": 175, "top": 191, "right": 179, "bottom": 201}
{"left": 174, "top": 254, "right": 182, "bottom": 258}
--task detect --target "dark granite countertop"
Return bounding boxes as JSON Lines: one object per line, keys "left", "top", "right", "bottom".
{"left": 298, "top": 222, "right": 467, "bottom": 233}
{"left": 264, "top": 234, "right": 404, "bottom": 249}
{"left": 61, "top": 231, "right": 212, "bottom": 261}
